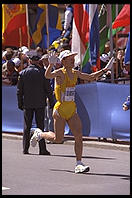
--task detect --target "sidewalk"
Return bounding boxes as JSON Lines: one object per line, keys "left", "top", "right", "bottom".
{"left": 2, "top": 132, "right": 130, "bottom": 152}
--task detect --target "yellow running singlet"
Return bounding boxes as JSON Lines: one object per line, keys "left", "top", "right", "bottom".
{"left": 54, "top": 67, "right": 77, "bottom": 120}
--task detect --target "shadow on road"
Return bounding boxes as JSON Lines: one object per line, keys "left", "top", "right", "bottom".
{"left": 50, "top": 168, "right": 130, "bottom": 180}
{"left": 51, "top": 154, "right": 115, "bottom": 160}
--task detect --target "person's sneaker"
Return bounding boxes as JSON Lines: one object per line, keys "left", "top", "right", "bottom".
{"left": 30, "top": 128, "right": 43, "bottom": 147}
{"left": 75, "top": 164, "right": 90, "bottom": 174}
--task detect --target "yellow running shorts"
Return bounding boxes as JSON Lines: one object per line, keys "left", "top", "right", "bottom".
{"left": 54, "top": 101, "right": 76, "bottom": 120}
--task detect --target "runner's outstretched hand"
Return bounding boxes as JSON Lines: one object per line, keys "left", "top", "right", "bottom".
{"left": 48, "top": 51, "right": 58, "bottom": 65}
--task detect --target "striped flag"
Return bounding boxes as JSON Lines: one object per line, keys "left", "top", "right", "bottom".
{"left": 32, "top": 4, "right": 62, "bottom": 49}
{"left": 71, "top": 4, "right": 100, "bottom": 71}
{"left": 71, "top": 4, "right": 87, "bottom": 67}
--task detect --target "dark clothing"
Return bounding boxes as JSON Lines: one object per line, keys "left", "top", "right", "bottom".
{"left": 17, "top": 65, "right": 55, "bottom": 109}
{"left": 17, "top": 64, "right": 55, "bottom": 154}
{"left": 7, "top": 70, "right": 19, "bottom": 85}
{"left": 23, "top": 108, "right": 46, "bottom": 154}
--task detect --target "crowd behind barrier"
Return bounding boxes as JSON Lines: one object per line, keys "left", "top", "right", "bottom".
{"left": 2, "top": 82, "right": 130, "bottom": 141}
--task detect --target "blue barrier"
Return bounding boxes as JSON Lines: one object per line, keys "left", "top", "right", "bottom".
{"left": 75, "top": 82, "right": 130, "bottom": 141}
{"left": 2, "top": 82, "right": 130, "bottom": 141}
{"left": 2, "top": 85, "right": 24, "bottom": 133}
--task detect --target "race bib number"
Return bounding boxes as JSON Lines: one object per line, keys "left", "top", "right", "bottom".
{"left": 64, "top": 87, "right": 75, "bottom": 101}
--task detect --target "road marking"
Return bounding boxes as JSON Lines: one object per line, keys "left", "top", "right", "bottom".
{"left": 2, "top": 186, "right": 10, "bottom": 190}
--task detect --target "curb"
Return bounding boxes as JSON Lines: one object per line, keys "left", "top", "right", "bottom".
{"left": 2, "top": 133, "right": 130, "bottom": 152}
{"left": 64, "top": 140, "right": 130, "bottom": 151}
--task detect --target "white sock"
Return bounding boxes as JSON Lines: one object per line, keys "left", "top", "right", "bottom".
{"left": 76, "top": 160, "right": 83, "bottom": 166}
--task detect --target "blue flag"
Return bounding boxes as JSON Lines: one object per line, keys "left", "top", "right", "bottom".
{"left": 32, "top": 4, "right": 62, "bottom": 48}
{"left": 124, "top": 32, "right": 130, "bottom": 64}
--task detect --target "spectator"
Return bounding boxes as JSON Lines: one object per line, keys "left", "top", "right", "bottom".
{"left": 4, "top": 50, "right": 14, "bottom": 61}
{"left": 122, "top": 61, "right": 130, "bottom": 79}
{"left": 18, "top": 46, "right": 29, "bottom": 71}
{"left": 5, "top": 47, "right": 14, "bottom": 58}
{"left": 123, "top": 96, "right": 130, "bottom": 111}
{"left": 99, "top": 52, "right": 111, "bottom": 82}
{"left": 61, "top": 4, "right": 73, "bottom": 40}
{"left": 36, "top": 46, "right": 44, "bottom": 57}
{"left": 2, "top": 60, "right": 19, "bottom": 86}
{"left": 115, "top": 48, "right": 125, "bottom": 78}
{"left": 12, "top": 57, "right": 21, "bottom": 72}
{"left": 17, "top": 50, "right": 55, "bottom": 155}
{"left": 40, "top": 53, "right": 55, "bottom": 132}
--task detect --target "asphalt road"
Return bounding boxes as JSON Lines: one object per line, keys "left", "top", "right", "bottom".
{"left": 2, "top": 138, "right": 130, "bottom": 195}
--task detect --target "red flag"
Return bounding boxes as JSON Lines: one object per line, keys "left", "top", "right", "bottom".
{"left": 112, "top": 4, "right": 130, "bottom": 29}
{"left": 2, "top": 4, "right": 32, "bottom": 47}
{"left": 3, "top": 26, "right": 31, "bottom": 47}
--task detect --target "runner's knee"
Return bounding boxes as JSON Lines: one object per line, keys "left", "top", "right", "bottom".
{"left": 74, "top": 131, "right": 82, "bottom": 140}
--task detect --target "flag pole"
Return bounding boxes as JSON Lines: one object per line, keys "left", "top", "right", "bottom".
{"left": 19, "top": 27, "right": 24, "bottom": 71}
{"left": 107, "top": 4, "right": 114, "bottom": 83}
{"left": 46, "top": 4, "right": 49, "bottom": 49}
{"left": 19, "top": 28, "right": 22, "bottom": 47}
{"left": 115, "top": 4, "right": 119, "bottom": 79}
{"left": 26, "top": 4, "right": 30, "bottom": 49}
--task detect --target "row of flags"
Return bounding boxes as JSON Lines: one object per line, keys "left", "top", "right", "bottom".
{"left": 2, "top": 4, "right": 130, "bottom": 69}
{"left": 2, "top": 4, "right": 62, "bottom": 48}
{"left": 72, "top": 4, "right": 130, "bottom": 71}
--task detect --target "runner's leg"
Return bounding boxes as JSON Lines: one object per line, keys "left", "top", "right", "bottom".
{"left": 67, "top": 112, "right": 83, "bottom": 161}
{"left": 40, "top": 110, "right": 66, "bottom": 143}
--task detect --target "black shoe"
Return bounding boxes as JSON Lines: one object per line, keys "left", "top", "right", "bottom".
{"left": 39, "top": 150, "right": 51, "bottom": 155}
{"left": 23, "top": 151, "right": 29, "bottom": 154}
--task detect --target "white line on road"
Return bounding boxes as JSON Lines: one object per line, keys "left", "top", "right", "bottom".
{"left": 2, "top": 186, "right": 10, "bottom": 190}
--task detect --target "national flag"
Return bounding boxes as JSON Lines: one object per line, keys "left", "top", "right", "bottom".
{"left": 2, "top": 4, "right": 30, "bottom": 47}
{"left": 32, "top": 4, "right": 62, "bottom": 49}
{"left": 112, "top": 4, "right": 130, "bottom": 29}
{"left": 99, "top": 4, "right": 123, "bottom": 55}
{"left": 89, "top": 4, "right": 100, "bottom": 70}
{"left": 2, "top": 4, "right": 26, "bottom": 34}
{"left": 72, "top": 4, "right": 100, "bottom": 71}
{"left": 82, "top": 4, "right": 124, "bottom": 71}
{"left": 124, "top": 32, "right": 130, "bottom": 64}
{"left": 71, "top": 4, "right": 88, "bottom": 67}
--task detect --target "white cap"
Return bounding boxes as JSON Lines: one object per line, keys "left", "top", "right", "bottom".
{"left": 19, "top": 46, "right": 28, "bottom": 51}
{"left": 59, "top": 50, "right": 77, "bottom": 61}
{"left": 12, "top": 57, "right": 21, "bottom": 66}
{"left": 22, "top": 48, "right": 29, "bottom": 55}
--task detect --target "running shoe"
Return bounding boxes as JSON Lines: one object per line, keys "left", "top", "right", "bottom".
{"left": 30, "top": 128, "right": 42, "bottom": 147}
{"left": 75, "top": 164, "right": 90, "bottom": 174}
